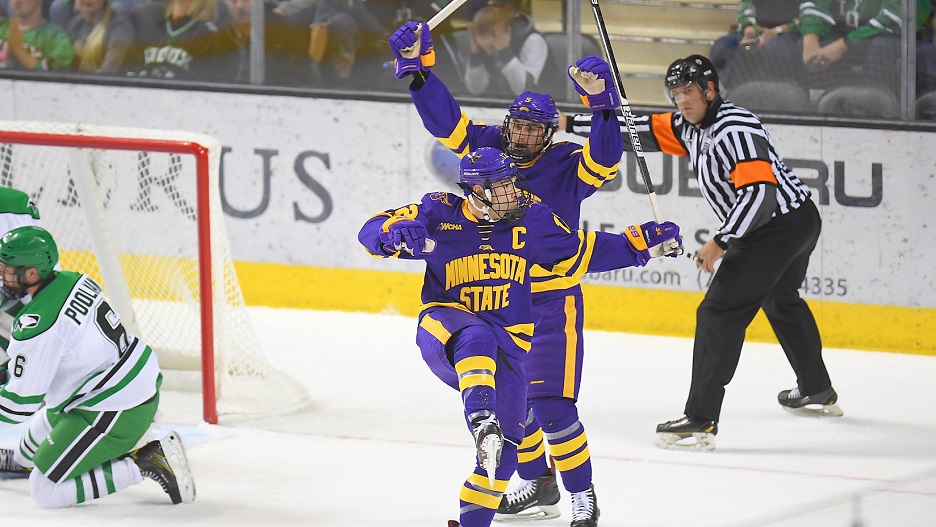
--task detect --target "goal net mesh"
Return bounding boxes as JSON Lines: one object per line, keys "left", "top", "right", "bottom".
{"left": 0, "top": 121, "right": 309, "bottom": 421}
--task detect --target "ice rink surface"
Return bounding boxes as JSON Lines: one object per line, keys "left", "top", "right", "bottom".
{"left": 1, "top": 307, "right": 934, "bottom": 526}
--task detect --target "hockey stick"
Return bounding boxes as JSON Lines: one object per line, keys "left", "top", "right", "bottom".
{"left": 587, "top": 0, "right": 680, "bottom": 254}
{"left": 428, "top": 0, "right": 468, "bottom": 30}
{"left": 399, "top": 0, "right": 468, "bottom": 57}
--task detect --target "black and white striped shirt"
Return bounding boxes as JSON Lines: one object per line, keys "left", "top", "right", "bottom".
{"left": 569, "top": 99, "right": 812, "bottom": 247}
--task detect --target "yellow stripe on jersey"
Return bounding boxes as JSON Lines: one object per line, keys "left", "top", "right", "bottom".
{"left": 418, "top": 301, "right": 474, "bottom": 316}
{"left": 418, "top": 314, "right": 453, "bottom": 344}
{"left": 455, "top": 356, "right": 497, "bottom": 374}
{"left": 577, "top": 142, "right": 620, "bottom": 188}
{"left": 519, "top": 426, "right": 543, "bottom": 449}
{"left": 549, "top": 429, "right": 587, "bottom": 457}
{"left": 549, "top": 231, "right": 598, "bottom": 278}
{"left": 456, "top": 356, "right": 496, "bottom": 391}
{"left": 553, "top": 445, "right": 591, "bottom": 472}
{"left": 460, "top": 486, "right": 504, "bottom": 509}
{"left": 531, "top": 275, "right": 581, "bottom": 294}
{"left": 504, "top": 322, "right": 534, "bottom": 352}
{"left": 467, "top": 473, "right": 509, "bottom": 493}
{"left": 439, "top": 111, "right": 473, "bottom": 157}
{"left": 518, "top": 423, "right": 544, "bottom": 463}
{"left": 459, "top": 373, "right": 495, "bottom": 391}
{"left": 562, "top": 296, "right": 579, "bottom": 398}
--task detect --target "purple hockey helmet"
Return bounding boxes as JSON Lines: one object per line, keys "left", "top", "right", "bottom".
{"left": 501, "top": 92, "right": 559, "bottom": 164}
{"left": 458, "top": 147, "right": 530, "bottom": 223}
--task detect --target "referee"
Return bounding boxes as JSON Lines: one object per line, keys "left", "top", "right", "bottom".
{"left": 566, "top": 55, "right": 842, "bottom": 451}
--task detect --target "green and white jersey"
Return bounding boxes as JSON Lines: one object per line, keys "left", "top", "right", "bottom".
{"left": 0, "top": 187, "right": 40, "bottom": 232}
{"left": 0, "top": 271, "right": 161, "bottom": 424}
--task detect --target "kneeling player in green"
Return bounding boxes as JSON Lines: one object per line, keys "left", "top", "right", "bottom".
{"left": 0, "top": 226, "right": 195, "bottom": 507}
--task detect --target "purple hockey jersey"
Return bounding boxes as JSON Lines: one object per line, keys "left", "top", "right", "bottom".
{"left": 359, "top": 192, "right": 646, "bottom": 359}
{"left": 409, "top": 72, "right": 625, "bottom": 300}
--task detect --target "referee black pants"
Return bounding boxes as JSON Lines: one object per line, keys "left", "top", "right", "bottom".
{"left": 684, "top": 199, "right": 831, "bottom": 422}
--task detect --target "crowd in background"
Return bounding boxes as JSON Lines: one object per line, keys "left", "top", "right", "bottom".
{"left": 0, "top": 0, "right": 530, "bottom": 88}
{"left": 711, "top": 0, "right": 936, "bottom": 118}
{"left": 0, "top": 0, "right": 934, "bottom": 119}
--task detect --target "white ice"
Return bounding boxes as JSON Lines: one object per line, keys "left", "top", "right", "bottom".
{"left": 1, "top": 307, "right": 934, "bottom": 526}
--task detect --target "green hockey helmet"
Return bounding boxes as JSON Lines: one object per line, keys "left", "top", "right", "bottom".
{"left": 0, "top": 225, "right": 59, "bottom": 279}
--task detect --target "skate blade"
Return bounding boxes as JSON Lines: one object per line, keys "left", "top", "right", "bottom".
{"left": 494, "top": 504, "right": 561, "bottom": 522}
{"left": 481, "top": 434, "right": 503, "bottom": 488}
{"left": 782, "top": 402, "right": 844, "bottom": 418}
{"left": 0, "top": 469, "right": 31, "bottom": 480}
{"left": 161, "top": 431, "right": 197, "bottom": 504}
{"left": 654, "top": 432, "right": 716, "bottom": 452}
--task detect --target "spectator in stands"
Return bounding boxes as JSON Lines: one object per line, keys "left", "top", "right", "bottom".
{"left": 213, "top": 0, "right": 310, "bottom": 85}
{"left": 463, "top": 3, "right": 561, "bottom": 97}
{"left": 0, "top": 0, "right": 74, "bottom": 70}
{"left": 65, "top": 0, "right": 135, "bottom": 73}
{"left": 125, "top": 0, "right": 225, "bottom": 80}
{"left": 709, "top": 0, "right": 801, "bottom": 90}
{"left": 709, "top": 0, "right": 813, "bottom": 112}
{"left": 51, "top": 0, "right": 149, "bottom": 28}
{"left": 276, "top": 0, "right": 386, "bottom": 85}
{"left": 800, "top": 0, "right": 931, "bottom": 117}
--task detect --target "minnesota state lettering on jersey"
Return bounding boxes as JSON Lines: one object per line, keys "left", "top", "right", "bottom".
{"left": 63, "top": 277, "right": 103, "bottom": 326}
{"left": 445, "top": 252, "right": 527, "bottom": 311}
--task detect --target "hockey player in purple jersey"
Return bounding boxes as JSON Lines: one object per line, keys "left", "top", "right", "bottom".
{"left": 389, "top": 21, "right": 628, "bottom": 525}
{"left": 359, "top": 147, "right": 682, "bottom": 527}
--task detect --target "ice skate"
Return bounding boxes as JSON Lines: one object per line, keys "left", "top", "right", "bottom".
{"left": 778, "top": 386, "right": 843, "bottom": 417}
{"left": 0, "top": 448, "right": 30, "bottom": 479}
{"left": 494, "top": 465, "right": 561, "bottom": 521}
{"left": 655, "top": 415, "right": 717, "bottom": 452}
{"left": 471, "top": 412, "right": 504, "bottom": 487}
{"left": 132, "top": 431, "right": 196, "bottom": 504}
{"left": 570, "top": 484, "right": 599, "bottom": 527}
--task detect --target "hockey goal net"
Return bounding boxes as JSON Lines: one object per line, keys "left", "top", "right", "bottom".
{"left": 0, "top": 121, "right": 309, "bottom": 423}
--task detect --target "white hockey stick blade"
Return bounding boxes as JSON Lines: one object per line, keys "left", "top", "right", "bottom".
{"left": 400, "top": 0, "right": 468, "bottom": 54}
{"left": 428, "top": 0, "right": 468, "bottom": 29}
{"left": 161, "top": 431, "right": 197, "bottom": 504}
{"left": 654, "top": 432, "right": 716, "bottom": 452}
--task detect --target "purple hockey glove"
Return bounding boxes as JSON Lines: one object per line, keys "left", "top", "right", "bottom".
{"left": 623, "top": 221, "right": 682, "bottom": 265}
{"left": 388, "top": 21, "right": 435, "bottom": 79}
{"left": 379, "top": 219, "right": 434, "bottom": 255}
{"left": 568, "top": 55, "right": 620, "bottom": 111}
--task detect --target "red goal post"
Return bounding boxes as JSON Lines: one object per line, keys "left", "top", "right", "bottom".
{"left": 0, "top": 122, "right": 309, "bottom": 423}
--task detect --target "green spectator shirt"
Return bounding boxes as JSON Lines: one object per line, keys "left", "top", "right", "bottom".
{"left": 799, "top": 0, "right": 931, "bottom": 42}
{"left": 0, "top": 19, "right": 75, "bottom": 70}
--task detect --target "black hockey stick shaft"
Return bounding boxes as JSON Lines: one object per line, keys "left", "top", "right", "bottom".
{"left": 587, "top": 0, "right": 669, "bottom": 227}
